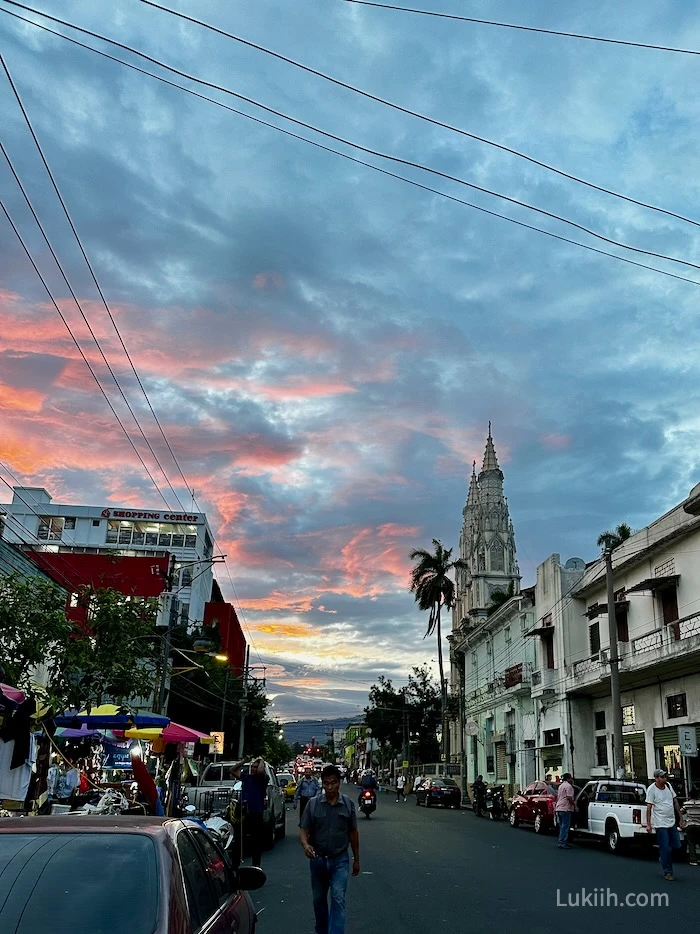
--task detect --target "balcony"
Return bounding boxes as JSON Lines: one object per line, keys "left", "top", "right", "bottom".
{"left": 531, "top": 667, "right": 558, "bottom": 697}
{"left": 629, "top": 609, "right": 700, "bottom": 665}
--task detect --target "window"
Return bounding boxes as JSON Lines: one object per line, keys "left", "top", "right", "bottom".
{"left": 191, "top": 830, "right": 231, "bottom": 906}
{"left": 158, "top": 533, "right": 171, "bottom": 547}
{"left": 589, "top": 621, "right": 600, "bottom": 658}
{"left": 180, "top": 603, "right": 190, "bottom": 625}
{"left": 541, "top": 629, "right": 555, "bottom": 669}
{"left": 132, "top": 528, "right": 145, "bottom": 545}
{"left": 595, "top": 735, "right": 609, "bottom": 766}
{"left": 185, "top": 534, "right": 197, "bottom": 549}
{"left": 64, "top": 517, "right": 76, "bottom": 530}
{"left": 621, "top": 705, "right": 635, "bottom": 726}
{"left": 486, "top": 755, "right": 495, "bottom": 773}
{"left": 543, "top": 728, "right": 561, "bottom": 746}
{"left": 180, "top": 567, "right": 193, "bottom": 588}
{"left": 594, "top": 711, "right": 606, "bottom": 731}
{"left": 118, "top": 523, "right": 133, "bottom": 544}
{"left": 177, "top": 831, "right": 219, "bottom": 929}
{"left": 666, "top": 693, "right": 687, "bottom": 719}
{"left": 38, "top": 516, "right": 63, "bottom": 540}
{"left": 204, "top": 531, "right": 213, "bottom": 557}
{"left": 145, "top": 531, "right": 159, "bottom": 546}
{"left": 106, "top": 521, "right": 119, "bottom": 544}
{"left": 92, "top": 519, "right": 101, "bottom": 527}
{"left": 504, "top": 626, "right": 511, "bottom": 643}
{"left": 490, "top": 539, "right": 505, "bottom": 572}
{"left": 171, "top": 533, "right": 184, "bottom": 548}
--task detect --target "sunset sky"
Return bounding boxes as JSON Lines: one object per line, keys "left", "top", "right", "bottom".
{"left": 2, "top": 1, "right": 700, "bottom": 720}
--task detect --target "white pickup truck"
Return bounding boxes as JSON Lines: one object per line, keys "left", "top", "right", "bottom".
{"left": 572, "top": 779, "right": 652, "bottom": 853}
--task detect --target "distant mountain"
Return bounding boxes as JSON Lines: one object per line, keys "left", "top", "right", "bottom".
{"left": 282, "top": 716, "right": 362, "bottom": 746}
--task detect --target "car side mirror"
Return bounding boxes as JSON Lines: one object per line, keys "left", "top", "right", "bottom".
{"left": 237, "top": 866, "right": 266, "bottom": 891}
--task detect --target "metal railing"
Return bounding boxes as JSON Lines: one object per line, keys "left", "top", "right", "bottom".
{"left": 631, "top": 609, "right": 700, "bottom": 656}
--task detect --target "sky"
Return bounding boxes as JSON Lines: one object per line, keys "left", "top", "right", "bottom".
{"left": 1, "top": 0, "right": 700, "bottom": 722}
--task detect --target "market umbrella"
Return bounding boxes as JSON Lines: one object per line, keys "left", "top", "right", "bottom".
{"left": 0, "top": 683, "right": 24, "bottom": 704}
{"left": 121, "top": 722, "right": 215, "bottom": 744}
{"left": 54, "top": 704, "right": 169, "bottom": 730}
{"left": 54, "top": 726, "right": 122, "bottom": 743}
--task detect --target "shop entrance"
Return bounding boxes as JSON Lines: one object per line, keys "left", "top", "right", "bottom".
{"left": 622, "top": 732, "right": 647, "bottom": 782}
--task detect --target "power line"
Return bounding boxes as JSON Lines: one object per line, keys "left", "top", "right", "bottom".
{"left": 136, "top": 0, "right": 700, "bottom": 232}
{"left": 2, "top": 9, "right": 697, "bottom": 288}
{"left": 337, "top": 1, "right": 700, "bottom": 57}
{"left": 0, "top": 198, "right": 176, "bottom": 507}
{"left": 2, "top": 3, "right": 698, "bottom": 271}
{"left": 0, "top": 48, "right": 194, "bottom": 512}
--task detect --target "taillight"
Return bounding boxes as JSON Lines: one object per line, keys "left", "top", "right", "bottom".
{"left": 363, "top": 792, "right": 371, "bottom": 798}
{"left": 633, "top": 809, "right": 641, "bottom": 824}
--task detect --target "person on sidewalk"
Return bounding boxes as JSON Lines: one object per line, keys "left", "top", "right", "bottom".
{"left": 555, "top": 772, "right": 575, "bottom": 849}
{"left": 681, "top": 785, "right": 700, "bottom": 866}
{"left": 230, "top": 756, "right": 269, "bottom": 868}
{"left": 472, "top": 775, "right": 486, "bottom": 816}
{"left": 300, "top": 764, "right": 360, "bottom": 934}
{"left": 646, "top": 768, "right": 682, "bottom": 880}
{"left": 294, "top": 766, "right": 321, "bottom": 820}
{"left": 396, "top": 772, "right": 407, "bottom": 802}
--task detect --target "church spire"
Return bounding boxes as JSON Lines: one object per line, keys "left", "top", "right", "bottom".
{"left": 481, "top": 422, "right": 500, "bottom": 473}
{"left": 467, "top": 460, "right": 478, "bottom": 506}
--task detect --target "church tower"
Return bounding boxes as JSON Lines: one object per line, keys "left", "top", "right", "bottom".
{"left": 453, "top": 425, "right": 520, "bottom": 627}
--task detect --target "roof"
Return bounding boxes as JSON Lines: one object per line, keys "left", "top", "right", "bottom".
{"left": 0, "top": 816, "right": 175, "bottom": 834}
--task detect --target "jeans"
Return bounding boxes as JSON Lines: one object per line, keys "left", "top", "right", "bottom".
{"left": 557, "top": 810, "right": 572, "bottom": 846}
{"left": 245, "top": 811, "right": 264, "bottom": 867}
{"left": 655, "top": 826, "right": 680, "bottom": 875}
{"left": 310, "top": 852, "right": 350, "bottom": 934}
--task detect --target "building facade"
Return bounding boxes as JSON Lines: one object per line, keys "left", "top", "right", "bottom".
{"left": 1, "top": 486, "right": 215, "bottom": 630}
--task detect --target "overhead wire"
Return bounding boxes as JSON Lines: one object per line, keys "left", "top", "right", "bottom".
{"left": 0, "top": 47, "right": 193, "bottom": 511}
{"left": 337, "top": 1, "right": 700, "bottom": 57}
{"left": 1, "top": 3, "right": 698, "bottom": 271}
{"left": 136, "top": 0, "right": 700, "bottom": 232}
{"left": 1, "top": 8, "right": 697, "bottom": 289}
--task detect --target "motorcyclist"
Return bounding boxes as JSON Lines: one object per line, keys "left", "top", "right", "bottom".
{"left": 358, "top": 769, "right": 378, "bottom": 804}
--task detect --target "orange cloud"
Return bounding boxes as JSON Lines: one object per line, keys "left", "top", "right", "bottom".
{"left": 255, "top": 622, "right": 315, "bottom": 638}
{"left": 0, "top": 382, "right": 45, "bottom": 413}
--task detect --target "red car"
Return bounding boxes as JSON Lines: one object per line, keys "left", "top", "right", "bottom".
{"left": 0, "top": 816, "right": 265, "bottom": 933}
{"left": 509, "top": 780, "right": 581, "bottom": 834}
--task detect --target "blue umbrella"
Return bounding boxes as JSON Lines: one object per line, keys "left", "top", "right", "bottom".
{"left": 54, "top": 704, "right": 169, "bottom": 730}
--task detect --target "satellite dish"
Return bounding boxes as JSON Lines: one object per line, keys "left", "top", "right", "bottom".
{"left": 565, "top": 557, "right": 585, "bottom": 571}
{"left": 464, "top": 720, "right": 479, "bottom": 736}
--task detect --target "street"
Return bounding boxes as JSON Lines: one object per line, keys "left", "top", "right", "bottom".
{"left": 252, "top": 791, "right": 699, "bottom": 932}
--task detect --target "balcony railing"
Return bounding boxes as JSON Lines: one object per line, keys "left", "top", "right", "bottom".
{"left": 573, "top": 652, "right": 607, "bottom": 678}
{"left": 631, "top": 609, "right": 700, "bottom": 656}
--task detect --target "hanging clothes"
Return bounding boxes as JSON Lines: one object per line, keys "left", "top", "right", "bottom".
{"left": 0, "top": 734, "right": 35, "bottom": 803}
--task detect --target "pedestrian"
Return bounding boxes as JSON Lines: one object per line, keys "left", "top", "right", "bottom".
{"left": 396, "top": 772, "right": 407, "bottom": 802}
{"left": 300, "top": 764, "right": 360, "bottom": 934}
{"left": 555, "top": 772, "right": 575, "bottom": 849}
{"left": 230, "top": 756, "right": 269, "bottom": 868}
{"left": 681, "top": 785, "right": 700, "bottom": 867}
{"left": 646, "top": 768, "right": 682, "bottom": 880}
{"left": 294, "top": 765, "right": 322, "bottom": 819}
{"left": 472, "top": 774, "right": 486, "bottom": 816}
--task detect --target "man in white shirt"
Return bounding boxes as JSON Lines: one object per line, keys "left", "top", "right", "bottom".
{"left": 396, "top": 772, "right": 407, "bottom": 802}
{"left": 646, "top": 768, "right": 682, "bottom": 880}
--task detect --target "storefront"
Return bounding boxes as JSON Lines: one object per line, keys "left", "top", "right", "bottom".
{"left": 654, "top": 726, "right": 700, "bottom": 793}
{"left": 622, "top": 731, "right": 647, "bottom": 782}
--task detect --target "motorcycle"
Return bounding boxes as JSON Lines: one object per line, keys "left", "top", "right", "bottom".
{"left": 358, "top": 789, "right": 377, "bottom": 819}
{"left": 485, "top": 785, "right": 507, "bottom": 820}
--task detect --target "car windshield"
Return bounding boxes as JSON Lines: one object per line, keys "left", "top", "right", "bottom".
{"left": 0, "top": 832, "right": 159, "bottom": 934}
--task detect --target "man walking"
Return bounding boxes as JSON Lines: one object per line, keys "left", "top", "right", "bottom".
{"left": 646, "top": 768, "right": 682, "bottom": 880}
{"left": 294, "top": 765, "right": 321, "bottom": 819}
{"left": 300, "top": 765, "right": 360, "bottom": 934}
{"left": 396, "top": 772, "right": 407, "bottom": 802}
{"left": 555, "top": 772, "right": 575, "bottom": 849}
{"left": 472, "top": 775, "right": 486, "bottom": 817}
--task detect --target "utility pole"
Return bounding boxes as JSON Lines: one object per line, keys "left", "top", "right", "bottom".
{"left": 605, "top": 549, "right": 624, "bottom": 778}
{"left": 402, "top": 700, "right": 409, "bottom": 767}
{"left": 237, "top": 645, "right": 250, "bottom": 759}
{"left": 155, "top": 554, "right": 177, "bottom": 715}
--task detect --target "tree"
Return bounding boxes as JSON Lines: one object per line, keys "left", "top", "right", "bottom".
{"left": 486, "top": 581, "right": 515, "bottom": 617}
{"left": 0, "top": 574, "right": 159, "bottom": 711}
{"left": 597, "top": 523, "right": 632, "bottom": 552}
{"left": 364, "top": 676, "right": 403, "bottom": 754}
{"left": 409, "top": 539, "right": 467, "bottom": 757}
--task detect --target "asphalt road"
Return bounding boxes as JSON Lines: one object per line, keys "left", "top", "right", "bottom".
{"left": 251, "top": 789, "right": 699, "bottom": 933}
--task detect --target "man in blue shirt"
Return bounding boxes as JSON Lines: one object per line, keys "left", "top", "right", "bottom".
{"left": 231, "top": 757, "right": 269, "bottom": 867}
{"left": 294, "top": 766, "right": 322, "bottom": 819}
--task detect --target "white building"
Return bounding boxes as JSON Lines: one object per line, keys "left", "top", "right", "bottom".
{"left": 449, "top": 429, "right": 532, "bottom": 793}
{"left": 1, "top": 486, "right": 215, "bottom": 630}
{"left": 531, "top": 488, "right": 700, "bottom": 793}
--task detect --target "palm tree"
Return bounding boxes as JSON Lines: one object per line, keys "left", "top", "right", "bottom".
{"left": 409, "top": 539, "right": 467, "bottom": 758}
{"left": 597, "top": 523, "right": 633, "bottom": 552}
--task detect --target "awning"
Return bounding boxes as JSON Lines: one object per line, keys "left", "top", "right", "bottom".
{"left": 584, "top": 601, "right": 630, "bottom": 619}
{"left": 626, "top": 575, "right": 680, "bottom": 594}
{"left": 121, "top": 722, "right": 215, "bottom": 744}
{"left": 525, "top": 625, "right": 555, "bottom": 637}
{"left": 54, "top": 704, "right": 169, "bottom": 730}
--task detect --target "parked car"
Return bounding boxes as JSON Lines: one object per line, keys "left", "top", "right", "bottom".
{"left": 415, "top": 777, "right": 461, "bottom": 808}
{"left": 0, "top": 816, "right": 265, "bottom": 933}
{"left": 509, "top": 780, "right": 581, "bottom": 833}
{"left": 276, "top": 771, "right": 297, "bottom": 802}
{"left": 573, "top": 779, "right": 655, "bottom": 853}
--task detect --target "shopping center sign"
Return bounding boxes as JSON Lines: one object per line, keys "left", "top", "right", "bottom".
{"left": 100, "top": 508, "right": 203, "bottom": 523}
